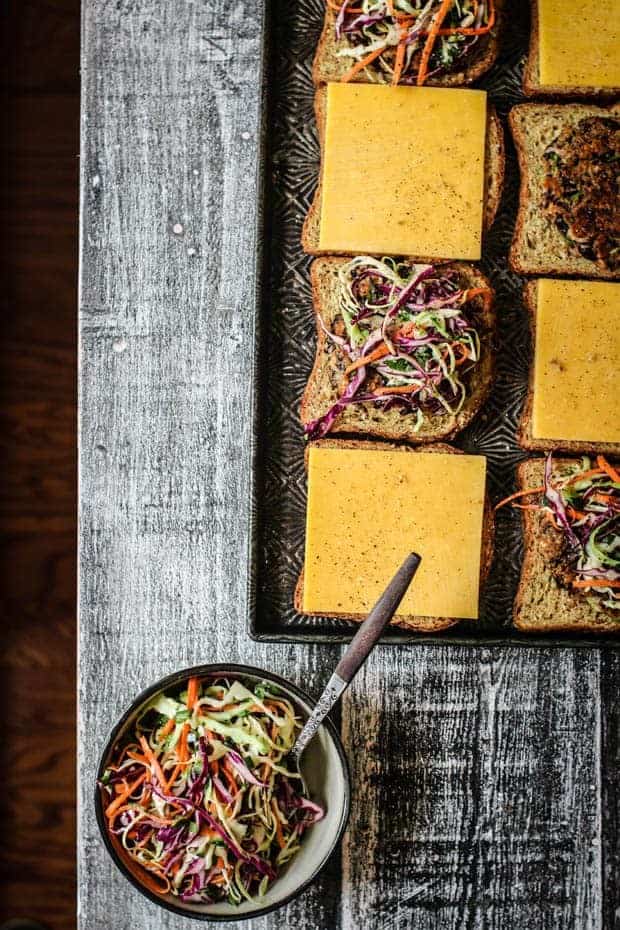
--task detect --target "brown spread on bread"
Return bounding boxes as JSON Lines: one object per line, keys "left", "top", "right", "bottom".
{"left": 542, "top": 116, "right": 619, "bottom": 272}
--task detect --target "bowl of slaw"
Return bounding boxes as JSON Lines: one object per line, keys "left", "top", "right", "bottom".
{"left": 95, "top": 663, "right": 350, "bottom": 921}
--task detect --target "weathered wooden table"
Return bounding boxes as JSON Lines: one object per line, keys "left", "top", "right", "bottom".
{"left": 78, "top": 2, "right": 619, "bottom": 927}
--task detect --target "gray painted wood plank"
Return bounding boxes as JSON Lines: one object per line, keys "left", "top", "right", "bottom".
{"left": 342, "top": 649, "right": 603, "bottom": 930}
{"left": 78, "top": 1, "right": 612, "bottom": 928}
{"left": 601, "top": 652, "right": 620, "bottom": 930}
{"left": 79, "top": 3, "right": 342, "bottom": 928}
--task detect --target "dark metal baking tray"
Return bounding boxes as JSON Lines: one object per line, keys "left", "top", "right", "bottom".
{"left": 247, "top": 0, "right": 618, "bottom": 647}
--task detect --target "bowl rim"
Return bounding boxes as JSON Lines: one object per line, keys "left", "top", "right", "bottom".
{"left": 94, "top": 662, "right": 351, "bottom": 922}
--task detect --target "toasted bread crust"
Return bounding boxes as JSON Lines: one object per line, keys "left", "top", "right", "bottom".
{"left": 313, "top": 2, "right": 502, "bottom": 88}
{"left": 517, "top": 281, "right": 620, "bottom": 455}
{"left": 294, "top": 438, "right": 494, "bottom": 632}
{"left": 514, "top": 457, "right": 619, "bottom": 633}
{"left": 301, "top": 87, "right": 505, "bottom": 257}
{"left": 300, "top": 257, "right": 496, "bottom": 443}
{"left": 523, "top": 0, "right": 620, "bottom": 99}
{"left": 509, "top": 103, "right": 620, "bottom": 280}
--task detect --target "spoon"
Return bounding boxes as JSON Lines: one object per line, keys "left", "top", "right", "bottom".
{"left": 292, "top": 551, "right": 422, "bottom": 767}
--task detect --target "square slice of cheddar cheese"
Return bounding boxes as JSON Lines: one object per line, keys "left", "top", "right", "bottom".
{"left": 303, "top": 446, "right": 487, "bottom": 620}
{"left": 537, "top": 0, "right": 620, "bottom": 89}
{"left": 531, "top": 279, "right": 620, "bottom": 445}
{"left": 318, "top": 83, "right": 487, "bottom": 260}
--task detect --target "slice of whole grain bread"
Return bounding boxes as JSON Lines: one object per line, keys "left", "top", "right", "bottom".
{"left": 301, "top": 86, "right": 505, "bottom": 257}
{"left": 514, "top": 457, "right": 620, "bottom": 633}
{"left": 294, "top": 437, "right": 494, "bottom": 632}
{"left": 509, "top": 103, "right": 620, "bottom": 280}
{"left": 313, "top": 2, "right": 502, "bottom": 88}
{"left": 523, "top": 0, "right": 620, "bottom": 99}
{"left": 300, "top": 257, "right": 496, "bottom": 443}
{"left": 518, "top": 281, "right": 620, "bottom": 455}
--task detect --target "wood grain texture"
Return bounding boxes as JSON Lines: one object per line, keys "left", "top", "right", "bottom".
{"left": 601, "top": 651, "right": 620, "bottom": 930}
{"left": 1, "top": 2, "right": 79, "bottom": 927}
{"left": 343, "top": 649, "right": 604, "bottom": 929}
{"left": 79, "top": 1, "right": 618, "bottom": 929}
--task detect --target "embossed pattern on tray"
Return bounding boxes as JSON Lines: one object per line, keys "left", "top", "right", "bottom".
{"left": 251, "top": 0, "right": 553, "bottom": 642}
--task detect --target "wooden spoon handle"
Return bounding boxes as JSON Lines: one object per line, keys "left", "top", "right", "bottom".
{"left": 335, "top": 551, "right": 422, "bottom": 683}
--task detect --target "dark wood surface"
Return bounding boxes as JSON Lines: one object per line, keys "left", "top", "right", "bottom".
{"left": 1, "top": 2, "right": 78, "bottom": 928}
{"left": 78, "top": 2, "right": 619, "bottom": 929}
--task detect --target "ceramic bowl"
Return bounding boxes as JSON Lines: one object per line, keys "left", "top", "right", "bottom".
{"left": 95, "top": 663, "right": 350, "bottom": 921}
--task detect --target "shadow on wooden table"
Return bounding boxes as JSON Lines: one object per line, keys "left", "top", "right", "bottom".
{"left": 0, "top": 3, "right": 79, "bottom": 928}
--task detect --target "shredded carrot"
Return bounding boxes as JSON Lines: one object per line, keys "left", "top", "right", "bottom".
{"left": 464, "top": 287, "right": 493, "bottom": 312}
{"left": 592, "top": 493, "right": 619, "bottom": 507}
{"left": 435, "top": 21, "right": 493, "bottom": 35}
{"left": 164, "top": 763, "right": 182, "bottom": 791}
{"left": 567, "top": 506, "right": 587, "bottom": 521}
{"left": 105, "top": 773, "right": 146, "bottom": 821}
{"left": 138, "top": 865, "right": 172, "bottom": 895}
{"left": 572, "top": 578, "right": 620, "bottom": 590}
{"left": 107, "top": 801, "right": 131, "bottom": 821}
{"left": 176, "top": 722, "right": 189, "bottom": 762}
{"left": 451, "top": 343, "right": 471, "bottom": 366}
{"left": 210, "top": 859, "right": 231, "bottom": 887}
{"left": 220, "top": 701, "right": 272, "bottom": 713}
{"left": 186, "top": 676, "right": 200, "bottom": 710}
{"left": 416, "top": 0, "right": 453, "bottom": 86}
{"left": 271, "top": 800, "right": 286, "bottom": 849}
{"left": 264, "top": 699, "right": 293, "bottom": 716}
{"left": 391, "top": 27, "right": 409, "bottom": 85}
{"left": 131, "top": 812, "right": 172, "bottom": 828}
{"left": 342, "top": 44, "right": 387, "bottom": 82}
{"left": 341, "top": 342, "right": 390, "bottom": 386}
{"left": 138, "top": 735, "right": 168, "bottom": 789}
{"left": 373, "top": 383, "right": 420, "bottom": 396}
{"left": 160, "top": 718, "right": 175, "bottom": 737}
{"left": 223, "top": 765, "right": 238, "bottom": 797}
{"left": 564, "top": 468, "right": 604, "bottom": 485}
{"left": 439, "top": 0, "right": 495, "bottom": 35}
{"left": 494, "top": 486, "right": 545, "bottom": 511}
{"left": 597, "top": 455, "right": 620, "bottom": 484}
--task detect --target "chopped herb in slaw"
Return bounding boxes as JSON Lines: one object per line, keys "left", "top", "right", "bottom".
{"left": 496, "top": 454, "right": 620, "bottom": 612}
{"left": 99, "top": 677, "right": 325, "bottom": 904}
{"left": 331, "top": 0, "right": 496, "bottom": 86}
{"left": 305, "top": 256, "right": 492, "bottom": 440}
